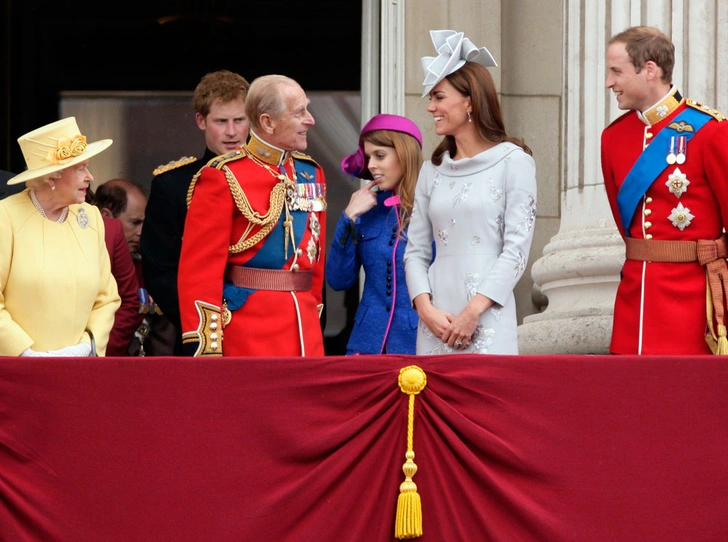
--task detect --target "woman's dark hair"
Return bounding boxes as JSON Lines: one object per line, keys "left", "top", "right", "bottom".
{"left": 431, "top": 62, "right": 532, "bottom": 166}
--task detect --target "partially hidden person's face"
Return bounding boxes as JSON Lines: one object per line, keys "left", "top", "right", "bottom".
{"left": 268, "top": 83, "right": 315, "bottom": 152}
{"left": 426, "top": 78, "right": 471, "bottom": 137}
{"left": 118, "top": 189, "right": 147, "bottom": 254}
{"left": 56, "top": 160, "right": 93, "bottom": 205}
{"left": 364, "top": 141, "right": 404, "bottom": 192}
{"left": 197, "top": 97, "right": 249, "bottom": 156}
{"left": 606, "top": 41, "right": 652, "bottom": 112}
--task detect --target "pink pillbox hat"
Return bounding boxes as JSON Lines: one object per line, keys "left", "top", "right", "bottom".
{"left": 341, "top": 114, "right": 423, "bottom": 180}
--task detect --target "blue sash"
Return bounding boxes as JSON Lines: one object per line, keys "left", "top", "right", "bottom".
{"left": 616, "top": 107, "right": 711, "bottom": 235}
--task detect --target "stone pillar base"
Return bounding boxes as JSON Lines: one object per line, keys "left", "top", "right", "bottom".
{"left": 519, "top": 309, "right": 612, "bottom": 354}
{"left": 517, "top": 224, "right": 624, "bottom": 355}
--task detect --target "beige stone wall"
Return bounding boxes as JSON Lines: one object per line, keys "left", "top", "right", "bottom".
{"left": 403, "top": 0, "right": 563, "bottom": 323}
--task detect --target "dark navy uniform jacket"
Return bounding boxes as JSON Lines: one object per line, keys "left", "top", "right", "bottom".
{"left": 140, "top": 148, "right": 216, "bottom": 338}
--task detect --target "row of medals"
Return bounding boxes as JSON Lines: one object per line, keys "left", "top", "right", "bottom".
{"left": 666, "top": 135, "right": 687, "bottom": 165}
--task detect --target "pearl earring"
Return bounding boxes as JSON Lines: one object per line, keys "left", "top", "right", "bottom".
{"left": 467, "top": 111, "right": 472, "bottom": 123}
{"left": 51, "top": 184, "right": 56, "bottom": 191}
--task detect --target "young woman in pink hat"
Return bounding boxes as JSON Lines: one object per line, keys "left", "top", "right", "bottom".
{"left": 0, "top": 117, "right": 120, "bottom": 356}
{"left": 327, "top": 114, "right": 424, "bottom": 355}
{"left": 405, "top": 30, "right": 537, "bottom": 355}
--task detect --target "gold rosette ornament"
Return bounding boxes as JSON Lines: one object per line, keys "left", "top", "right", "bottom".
{"left": 395, "top": 365, "right": 427, "bottom": 540}
{"left": 49, "top": 134, "right": 88, "bottom": 165}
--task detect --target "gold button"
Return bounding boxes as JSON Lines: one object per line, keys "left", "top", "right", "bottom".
{"left": 211, "top": 341, "right": 219, "bottom": 350}
{"left": 645, "top": 197, "right": 653, "bottom": 203}
{"left": 645, "top": 132, "right": 653, "bottom": 139}
{"left": 291, "top": 263, "right": 299, "bottom": 272}
{"left": 644, "top": 209, "right": 652, "bottom": 216}
{"left": 210, "top": 333, "right": 218, "bottom": 341}
{"left": 644, "top": 222, "right": 652, "bottom": 229}
{"left": 645, "top": 234, "right": 653, "bottom": 240}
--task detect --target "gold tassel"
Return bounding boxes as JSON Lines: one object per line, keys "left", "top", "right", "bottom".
{"left": 716, "top": 324, "right": 728, "bottom": 355}
{"left": 395, "top": 366, "right": 427, "bottom": 540}
{"left": 704, "top": 282, "right": 728, "bottom": 355}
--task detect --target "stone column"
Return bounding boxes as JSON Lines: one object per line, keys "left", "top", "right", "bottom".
{"left": 519, "top": 0, "right": 728, "bottom": 354}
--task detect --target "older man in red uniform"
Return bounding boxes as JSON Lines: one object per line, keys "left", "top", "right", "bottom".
{"left": 602, "top": 26, "right": 728, "bottom": 355}
{"left": 178, "top": 75, "right": 326, "bottom": 357}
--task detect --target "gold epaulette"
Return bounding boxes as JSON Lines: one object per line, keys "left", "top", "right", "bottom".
{"left": 291, "top": 150, "right": 320, "bottom": 167}
{"left": 207, "top": 148, "right": 247, "bottom": 169}
{"left": 187, "top": 149, "right": 248, "bottom": 208}
{"left": 152, "top": 156, "right": 197, "bottom": 176}
{"left": 686, "top": 98, "right": 727, "bottom": 121}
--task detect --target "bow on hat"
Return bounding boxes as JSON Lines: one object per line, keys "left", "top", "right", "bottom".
{"left": 421, "top": 30, "right": 497, "bottom": 97}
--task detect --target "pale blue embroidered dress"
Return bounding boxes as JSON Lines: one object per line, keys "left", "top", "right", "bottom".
{"left": 404, "top": 142, "right": 537, "bottom": 355}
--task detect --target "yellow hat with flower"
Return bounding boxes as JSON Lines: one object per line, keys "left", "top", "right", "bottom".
{"left": 8, "top": 117, "right": 112, "bottom": 185}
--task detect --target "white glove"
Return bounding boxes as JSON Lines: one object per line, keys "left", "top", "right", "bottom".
{"left": 46, "top": 342, "right": 93, "bottom": 357}
{"left": 21, "top": 347, "right": 52, "bottom": 357}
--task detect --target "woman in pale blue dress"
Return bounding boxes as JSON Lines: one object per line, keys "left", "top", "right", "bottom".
{"left": 405, "top": 30, "right": 537, "bottom": 355}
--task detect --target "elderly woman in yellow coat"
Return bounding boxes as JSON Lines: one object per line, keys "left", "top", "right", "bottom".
{"left": 0, "top": 117, "right": 120, "bottom": 356}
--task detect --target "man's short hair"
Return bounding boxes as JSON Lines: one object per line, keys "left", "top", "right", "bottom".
{"left": 609, "top": 26, "right": 675, "bottom": 84}
{"left": 193, "top": 70, "right": 250, "bottom": 118}
{"left": 245, "top": 74, "right": 299, "bottom": 132}
{"left": 95, "top": 178, "right": 146, "bottom": 218}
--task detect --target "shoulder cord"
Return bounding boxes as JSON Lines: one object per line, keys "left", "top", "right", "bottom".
{"left": 224, "top": 165, "right": 290, "bottom": 254}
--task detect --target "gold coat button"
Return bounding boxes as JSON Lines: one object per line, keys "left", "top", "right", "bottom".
{"left": 644, "top": 222, "right": 652, "bottom": 229}
{"left": 645, "top": 234, "right": 653, "bottom": 240}
{"left": 644, "top": 209, "right": 652, "bottom": 216}
{"left": 645, "top": 197, "right": 653, "bottom": 203}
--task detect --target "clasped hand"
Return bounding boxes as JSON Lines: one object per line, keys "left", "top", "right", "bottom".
{"left": 22, "top": 341, "right": 93, "bottom": 357}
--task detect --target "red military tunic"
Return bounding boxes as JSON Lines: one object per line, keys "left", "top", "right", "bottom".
{"left": 601, "top": 88, "right": 728, "bottom": 354}
{"left": 178, "top": 132, "right": 326, "bottom": 356}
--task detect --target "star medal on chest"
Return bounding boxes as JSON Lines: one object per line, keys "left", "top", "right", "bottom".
{"left": 77, "top": 206, "right": 89, "bottom": 228}
{"left": 666, "top": 168, "right": 690, "bottom": 198}
{"left": 669, "top": 202, "right": 694, "bottom": 231}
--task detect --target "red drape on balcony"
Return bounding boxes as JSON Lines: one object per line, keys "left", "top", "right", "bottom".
{"left": 1, "top": 354, "right": 727, "bottom": 541}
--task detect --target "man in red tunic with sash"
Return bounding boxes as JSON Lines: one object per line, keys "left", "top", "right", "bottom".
{"left": 178, "top": 75, "right": 326, "bottom": 356}
{"left": 602, "top": 26, "right": 728, "bottom": 355}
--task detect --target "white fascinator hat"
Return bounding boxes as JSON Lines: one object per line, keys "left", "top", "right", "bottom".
{"left": 420, "top": 29, "right": 498, "bottom": 97}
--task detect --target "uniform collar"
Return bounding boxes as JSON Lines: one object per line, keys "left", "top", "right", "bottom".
{"left": 202, "top": 147, "right": 217, "bottom": 162}
{"left": 638, "top": 87, "right": 683, "bottom": 126}
{"left": 244, "top": 130, "right": 291, "bottom": 166}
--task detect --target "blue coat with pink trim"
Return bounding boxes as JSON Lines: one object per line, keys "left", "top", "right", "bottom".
{"left": 326, "top": 191, "right": 418, "bottom": 355}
